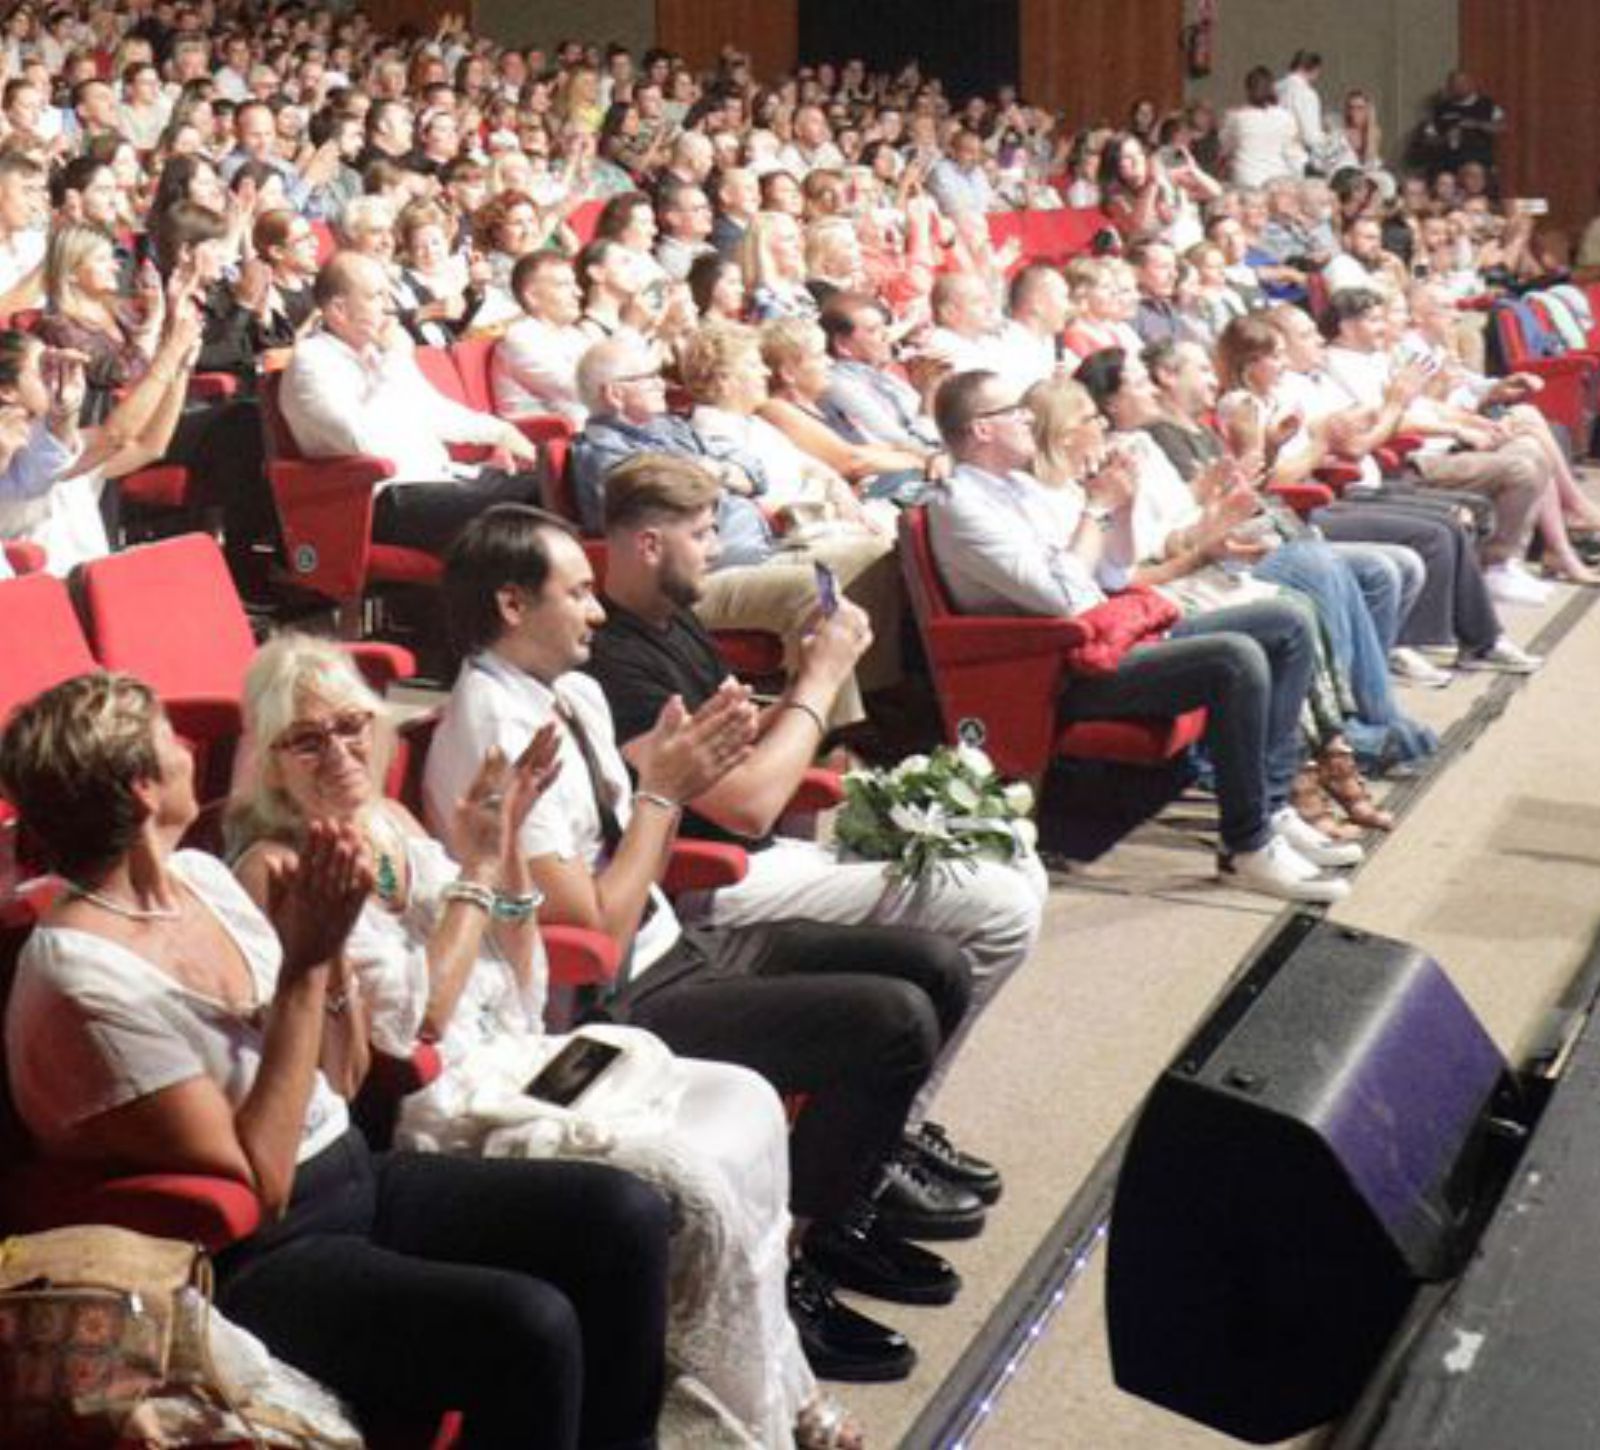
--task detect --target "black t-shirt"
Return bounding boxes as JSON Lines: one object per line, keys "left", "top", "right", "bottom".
{"left": 584, "top": 598, "right": 774, "bottom": 849}
{"left": 1432, "top": 93, "right": 1501, "bottom": 169}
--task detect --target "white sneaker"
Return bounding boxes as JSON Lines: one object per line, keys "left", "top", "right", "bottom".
{"left": 1485, "top": 563, "right": 1554, "bottom": 607}
{"left": 1389, "top": 647, "right": 1454, "bottom": 689}
{"left": 1220, "top": 835, "right": 1352, "bottom": 904}
{"left": 1271, "top": 808, "right": 1366, "bottom": 868}
{"left": 1458, "top": 636, "right": 1544, "bottom": 674}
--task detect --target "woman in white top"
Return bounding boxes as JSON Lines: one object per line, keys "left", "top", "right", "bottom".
{"left": 226, "top": 636, "right": 855, "bottom": 1450}
{"left": 0, "top": 670, "right": 672, "bottom": 1448}
{"left": 1220, "top": 67, "right": 1305, "bottom": 189}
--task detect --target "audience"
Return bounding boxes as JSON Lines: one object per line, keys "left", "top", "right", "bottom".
{"left": 0, "top": 19, "right": 1588, "bottom": 1436}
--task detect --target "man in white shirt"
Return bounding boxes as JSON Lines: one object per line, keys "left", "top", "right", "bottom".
{"left": 777, "top": 105, "right": 845, "bottom": 178}
{"left": 212, "top": 35, "right": 254, "bottom": 103}
{"left": 653, "top": 179, "right": 715, "bottom": 282}
{"left": 917, "top": 273, "right": 1009, "bottom": 377}
{"left": 280, "top": 252, "right": 542, "bottom": 553}
{"left": 992, "top": 263, "right": 1079, "bottom": 395}
{"left": 1320, "top": 216, "right": 1408, "bottom": 296}
{"left": 1321, "top": 286, "right": 1553, "bottom": 602}
{"left": 490, "top": 252, "right": 591, "bottom": 425}
{"left": 423, "top": 504, "right": 987, "bottom": 1378}
{"left": 927, "top": 369, "right": 1351, "bottom": 903}
{"left": 0, "top": 150, "right": 46, "bottom": 313}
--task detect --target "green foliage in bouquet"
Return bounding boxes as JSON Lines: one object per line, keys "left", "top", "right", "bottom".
{"left": 834, "top": 745, "right": 1037, "bottom": 883}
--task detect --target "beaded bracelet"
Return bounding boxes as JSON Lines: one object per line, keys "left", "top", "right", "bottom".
{"left": 492, "top": 887, "right": 545, "bottom": 923}
{"left": 442, "top": 880, "right": 496, "bottom": 913}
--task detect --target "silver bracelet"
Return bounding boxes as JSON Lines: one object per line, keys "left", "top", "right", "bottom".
{"left": 634, "top": 790, "right": 680, "bottom": 815}
{"left": 442, "top": 880, "right": 495, "bottom": 913}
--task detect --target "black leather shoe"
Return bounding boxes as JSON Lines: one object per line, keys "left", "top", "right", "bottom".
{"left": 903, "top": 1121, "right": 1004, "bottom": 1204}
{"left": 788, "top": 1261, "right": 916, "bottom": 1383}
{"left": 874, "top": 1149, "right": 987, "bottom": 1241}
{"left": 803, "top": 1202, "right": 961, "bottom": 1305}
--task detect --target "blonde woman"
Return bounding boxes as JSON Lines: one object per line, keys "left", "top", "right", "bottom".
{"left": 38, "top": 224, "right": 161, "bottom": 423}
{"left": 740, "top": 211, "right": 818, "bottom": 322}
{"left": 227, "top": 636, "right": 857, "bottom": 1450}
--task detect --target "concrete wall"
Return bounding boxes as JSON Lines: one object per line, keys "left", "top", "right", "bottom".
{"left": 474, "top": 0, "right": 654, "bottom": 53}
{"left": 1184, "top": 0, "right": 1457, "bottom": 170}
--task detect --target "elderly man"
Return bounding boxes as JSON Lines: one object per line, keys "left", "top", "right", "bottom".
{"left": 280, "top": 252, "right": 542, "bottom": 552}
{"left": 491, "top": 252, "right": 591, "bottom": 425}
{"left": 928, "top": 369, "right": 1349, "bottom": 904}
{"left": 917, "top": 272, "right": 1009, "bottom": 376}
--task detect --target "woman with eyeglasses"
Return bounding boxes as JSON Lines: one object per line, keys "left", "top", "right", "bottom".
{"left": 224, "top": 635, "right": 859, "bottom": 1450}
{"left": 0, "top": 671, "right": 671, "bottom": 1448}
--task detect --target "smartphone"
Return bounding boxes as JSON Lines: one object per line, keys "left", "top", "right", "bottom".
{"left": 523, "top": 1037, "right": 622, "bottom": 1106}
{"left": 814, "top": 561, "right": 839, "bottom": 617}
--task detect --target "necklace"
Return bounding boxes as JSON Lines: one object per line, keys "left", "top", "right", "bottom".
{"left": 68, "top": 884, "right": 182, "bottom": 922}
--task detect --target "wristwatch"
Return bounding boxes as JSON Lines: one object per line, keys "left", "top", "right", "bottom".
{"left": 1085, "top": 505, "right": 1114, "bottom": 526}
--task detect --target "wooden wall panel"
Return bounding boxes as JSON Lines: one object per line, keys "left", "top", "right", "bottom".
{"left": 1020, "top": 0, "right": 1184, "bottom": 130}
{"left": 657, "top": 0, "right": 798, "bottom": 78}
{"left": 1461, "top": 0, "right": 1600, "bottom": 233}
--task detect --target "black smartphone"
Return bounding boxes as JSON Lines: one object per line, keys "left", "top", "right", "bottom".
{"left": 814, "top": 561, "right": 839, "bottom": 617}
{"left": 524, "top": 1037, "right": 622, "bottom": 1106}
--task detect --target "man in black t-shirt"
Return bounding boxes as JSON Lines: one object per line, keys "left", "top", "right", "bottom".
{"left": 587, "top": 450, "right": 1050, "bottom": 1222}
{"left": 1427, "top": 71, "right": 1504, "bottom": 176}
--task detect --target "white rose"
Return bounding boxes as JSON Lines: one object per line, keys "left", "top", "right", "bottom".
{"left": 955, "top": 744, "right": 995, "bottom": 778}
{"left": 893, "top": 754, "right": 932, "bottom": 781}
{"left": 1003, "top": 781, "right": 1035, "bottom": 815}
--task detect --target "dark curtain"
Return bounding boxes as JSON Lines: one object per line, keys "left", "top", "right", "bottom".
{"left": 798, "top": 0, "right": 1020, "bottom": 103}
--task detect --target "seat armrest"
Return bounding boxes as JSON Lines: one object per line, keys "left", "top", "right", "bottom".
{"left": 925, "top": 614, "right": 1087, "bottom": 667}
{"left": 545, "top": 924, "right": 623, "bottom": 986}
{"left": 790, "top": 767, "right": 845, "bottom": 812}
{"left": 663, "top": 840, "right": 748, "bottom": 894}
{"left": 1, "top": 1163, "right": 262, "bottom": 1252}
{"left": 1268, "top": 482, "right": 1334, "bottom": 516}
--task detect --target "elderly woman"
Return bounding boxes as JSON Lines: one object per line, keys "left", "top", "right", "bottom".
{"left": 226, "top": 635, "right": 855, "bottom": 1450}
{"left": 684, "top": 320, "right": 888, "bottom": 532}
{"left": 0, "top": 671, "right": 671, "bottom": 1448}
{"left": 757, "top": 316, "right": 937, "bottom": 500}
{"left": 393, "top": 199, "right": 482, "bottom": 348}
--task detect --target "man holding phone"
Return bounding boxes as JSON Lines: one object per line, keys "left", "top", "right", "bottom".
{"left": 587, "top": 453, "right": 1045, "bottom": 1217}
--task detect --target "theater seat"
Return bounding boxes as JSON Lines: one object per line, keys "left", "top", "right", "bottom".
{"left": 77, "top": 533, "right": 415, "bottom": 799}
{"left": 899, "top": 507, "right": 1205, "bottom": 779}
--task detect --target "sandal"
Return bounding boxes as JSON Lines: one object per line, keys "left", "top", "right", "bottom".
{"left": 796, "top": 1394, "right": 864, "bottom": 1450}
{"left": 1290, "top": 763, "right": 1363, "bottom": 842}
{"left": 1317, "top": 747, "right": 1394, "bottom": 832}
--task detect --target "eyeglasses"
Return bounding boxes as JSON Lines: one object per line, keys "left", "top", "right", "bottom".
{"left": 970, "top": 400, "right": 1030, "bottom": 424}
{"left": 611, "top": 369, "right": 663, "bottom": 385}
{"left": 273, "top": 710, "right": 373, "bottom": 760}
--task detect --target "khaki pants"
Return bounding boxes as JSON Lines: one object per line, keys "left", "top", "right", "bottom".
{"left": 1416, "top": 436, "right": 1548, "bottom": 565}
{"left": 694, "top": 531, "right": 900, "bottom": 726}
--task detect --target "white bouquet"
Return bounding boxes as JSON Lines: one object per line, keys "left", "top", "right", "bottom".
{"left": 835, "top": 745, "right": 1038, "bottom": 883}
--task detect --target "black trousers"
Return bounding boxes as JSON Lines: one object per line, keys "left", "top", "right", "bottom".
{"left": 216, "top": 1131, "right": 669, "bottom": 1450}
{"left": 373, "top": 467, "right": 541, "bottom": 553}
{"left": 612, "top": 918, "right": 970, "bottom": 1221}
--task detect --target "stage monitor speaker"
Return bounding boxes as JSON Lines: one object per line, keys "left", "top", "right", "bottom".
{"left": 1106, "top": 914, "right": 1513, "bottom": 1445}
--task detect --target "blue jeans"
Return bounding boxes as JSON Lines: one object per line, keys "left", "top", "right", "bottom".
{"left": 1059, "top": 597, "right": 1314, "bottom": 854}
{"left": 1257, "top": 539, "right": 1437, "bottom": 767}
